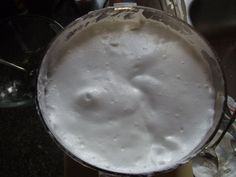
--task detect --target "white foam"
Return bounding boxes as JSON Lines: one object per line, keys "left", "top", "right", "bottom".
{"left": 38, "top": 17, "right": 215, "bottom": 174}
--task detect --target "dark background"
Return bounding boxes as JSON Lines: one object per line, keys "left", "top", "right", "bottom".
{"left": 0, "top": 1, "right": 105, "bottom": 177}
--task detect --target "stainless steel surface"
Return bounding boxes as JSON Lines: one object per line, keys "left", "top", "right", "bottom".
{"left": 108, "top": 0, "right": 162, "bottom": 9}
{"left": 106, "top": 0, "right": 186, "bottom": 19}
{"left": 160, "top": 0, "right": 187, "bottom": 21}
{"left": 182, "top": 0, "right": 194, "bottom": 24}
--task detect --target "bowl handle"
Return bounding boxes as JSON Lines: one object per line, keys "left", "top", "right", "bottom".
{"left": 207, "top": 96, "right": 236, "bottom": 149}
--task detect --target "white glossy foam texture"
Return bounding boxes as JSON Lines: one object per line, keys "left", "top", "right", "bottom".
{"left": 38, "top": 17, "right": 215, "bottom": 174}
